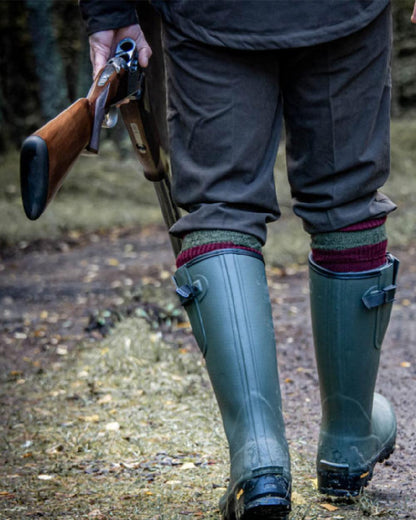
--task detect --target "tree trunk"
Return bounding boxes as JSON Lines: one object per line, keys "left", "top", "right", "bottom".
{"left": 25, "top": 0, "right": 69, "bottom": 121}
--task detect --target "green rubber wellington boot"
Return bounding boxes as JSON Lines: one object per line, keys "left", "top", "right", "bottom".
{"left": 174, "top": 248, "right": 291, "bottom": 520}
{"left": 309, "top": 253, "right": 399, "bottom": 496}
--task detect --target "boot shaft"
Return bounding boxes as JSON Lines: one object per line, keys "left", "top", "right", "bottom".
{"left": 174, "top": 248, "right": 290, "bottom": 482}
{"left": 309, "top": 253, "right": 399, "bottom": 436}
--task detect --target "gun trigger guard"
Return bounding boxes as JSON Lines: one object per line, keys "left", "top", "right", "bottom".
{"left": 102, "top": 107, "right": 118, "bottom": 128}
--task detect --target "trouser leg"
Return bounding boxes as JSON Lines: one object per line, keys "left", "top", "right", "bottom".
{"left": 281, "top": 5, "right": 395, "bottom": 234}
{"left": 163, "top": 24, "right": 283, "bottom": 244}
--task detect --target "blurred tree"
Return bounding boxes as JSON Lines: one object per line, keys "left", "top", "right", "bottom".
{"left": 0, "top": 0, "right": 90, "bottom": 149}
{"left": 0, "top": 0, "right": 40, "bottom": 149}
{"left": 25, "top": 0, "right": 69, "bottom": 120}
{"left": 52, "top": 0, "right": 92, "bottom": 100}
{"left": 392, "top": 0, "right": 416, "bottom": 116}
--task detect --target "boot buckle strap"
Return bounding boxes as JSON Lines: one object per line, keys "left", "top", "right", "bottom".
{"left": 176, "top": 282, "right": 201, "bottom": 305}
{"left": 362, "top": 283, "right": 397, "bottom": 309}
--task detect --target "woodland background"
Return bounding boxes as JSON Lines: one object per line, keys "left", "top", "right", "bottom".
{"left": 0, "top": 0, "right": 416, "bottom": 154}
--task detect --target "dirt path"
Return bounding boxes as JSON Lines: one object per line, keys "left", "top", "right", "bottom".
{"left": 0, "top": 226, "right": 415, "bottom": 518}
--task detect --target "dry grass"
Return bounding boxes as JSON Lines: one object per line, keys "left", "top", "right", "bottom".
{"left": 0, "top": 316, "right": 396, "bottom": 519}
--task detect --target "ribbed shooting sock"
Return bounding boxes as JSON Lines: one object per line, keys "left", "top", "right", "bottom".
{"left": 311, "top": 217, "right": 388, "bottom": 272}
{"left": 176, "top": 230, "right": 262, "bottom": 267}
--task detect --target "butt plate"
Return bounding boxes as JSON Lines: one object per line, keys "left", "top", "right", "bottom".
{"left": 20, "top": 135, "right": 50, "bottom": 220}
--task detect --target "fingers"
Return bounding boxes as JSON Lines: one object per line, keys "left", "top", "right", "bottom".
{"left": 138, "top": 46, "right": 152, "bottom": 68}
{"left": 115, "top": 25, "right": 152, "bottom": 68}
{"left": 89, "top": 30, "right": 115, "bottom": 78}
{"left": 412, "top": 2, "right": 416, "bottom": 23}
{"left": 89, "top": 25, "right": 153, "bottom": 80}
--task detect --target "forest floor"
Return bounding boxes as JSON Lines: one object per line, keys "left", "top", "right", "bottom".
{"left": 0, "top": 225, "right": 415, "bottom": 520}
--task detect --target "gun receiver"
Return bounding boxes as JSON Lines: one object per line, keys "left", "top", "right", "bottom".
{"left": 20, "top": 39, "right": 141, "bottom": 220}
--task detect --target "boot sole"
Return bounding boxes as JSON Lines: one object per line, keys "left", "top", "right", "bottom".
{"left": 224, "top": 500, "right": 291, "bottom": 520}
{"left": 221, "top": 474, "right": 291, "bottom": 520}
{"left": 318, "top": 443, "right": 395, "bottom": 497}
{"left": 243, "top": 501, "right": 291, "bottom": 519}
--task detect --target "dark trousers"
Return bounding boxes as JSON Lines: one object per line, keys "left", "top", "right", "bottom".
{"left": 163, "top": 6, "right": 395, "bottom": 244}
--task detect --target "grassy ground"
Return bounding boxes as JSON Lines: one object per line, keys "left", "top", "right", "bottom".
{"left": 0, "top": 316, "right": 392, "bottom": 519}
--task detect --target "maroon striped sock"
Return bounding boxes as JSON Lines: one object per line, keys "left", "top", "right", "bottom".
{"left": 176, "top": 242, "right": 261, "bottom": 268}
{"left": 311, "top": 217, "right": 388, "bottom": 272}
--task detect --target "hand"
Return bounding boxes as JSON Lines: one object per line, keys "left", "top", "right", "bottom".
{"left": 89, "top": 24, "right": 152, "bottom": 78}
{"left": 412, "top": 1, "right": 416, "bottom": 23}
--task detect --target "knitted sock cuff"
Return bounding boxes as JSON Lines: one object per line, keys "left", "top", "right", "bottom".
{"left": 311, "top": 218, "right": 388, "bottom": 272}
{"left": 176, "top": 230, "right": 262, "bottom": 268}
{"left": 311, "top": 223, "right": 387, "bottom": 251}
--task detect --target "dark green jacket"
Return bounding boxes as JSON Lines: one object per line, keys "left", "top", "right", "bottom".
{"left": 80, "top": 0, "right": 390, "bottom": 49}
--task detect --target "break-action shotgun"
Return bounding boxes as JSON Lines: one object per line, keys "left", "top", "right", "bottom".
{"left": 20, "top": 38, "right": 181, "bottom": 256}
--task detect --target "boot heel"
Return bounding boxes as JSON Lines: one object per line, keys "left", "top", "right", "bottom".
{"left": 318, "top": 439, "right": 396, "bottom": 497}
{"left": 318, "top": 460, "right": 372, "bottom": 497}
{"left": 222, "top": 474, "right": 291, "bottom": 520}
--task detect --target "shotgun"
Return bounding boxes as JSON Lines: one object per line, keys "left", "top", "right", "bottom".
{"left": 20, "top": 38, "right": 181, "bottom": 255}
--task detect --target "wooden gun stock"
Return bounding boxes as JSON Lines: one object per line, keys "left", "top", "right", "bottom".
{"left": 20, "top": 52, "right": 129, "bottom": 220}
{"left": 20, "top": 99, "right": 92, "bottom": 220}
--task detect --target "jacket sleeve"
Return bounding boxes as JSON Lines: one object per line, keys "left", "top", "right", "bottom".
{"left": 79, "top": 0, "right": 139, "bottom": 35}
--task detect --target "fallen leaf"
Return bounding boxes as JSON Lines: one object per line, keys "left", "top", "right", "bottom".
{"left": 401, "top": 361, "right": 411, "bottom": 368}
{"left": 105, "top": 421, "right": 120, "bottom": 431}
{"left": 180, "top": 462, "right": 196, "bottom": 470}
{"left": 175, "top": 321, "right": 191, "bottom": 329}
{"left": 320, "top": 503, "right": 339, "bottom": 512}
{"left": 97, "top": 394, "right": 112, "bottom": 405}
{"left": 0, "top": 491, "right": 15, "bottom": 499}
{"left": 38, "top": 474, "right": 54, "bottom": 480}
{"left": 81, "top": 414, "right": 100, "bottom": 423}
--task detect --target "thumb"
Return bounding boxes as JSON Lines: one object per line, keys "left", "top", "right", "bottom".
{"left": 89, "top": 30, "right": 115, "bottom": 78}
{"left": 91, "top": 48, "right": 109, "bottom": 78}
{"left": 138, "top": 46, "right": 152, "bottom": 68}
